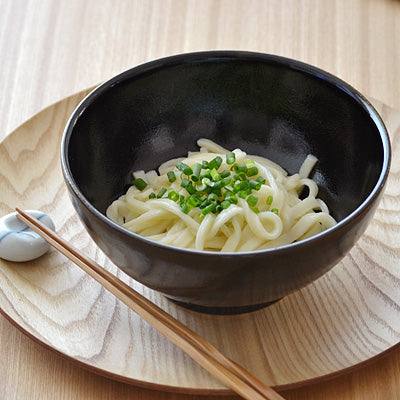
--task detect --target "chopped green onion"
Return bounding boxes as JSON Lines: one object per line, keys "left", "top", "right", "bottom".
{"left": 266, "top": 195, "right": 273, "bottom": 205}
{"left": 208, "top": 156, "right": 223, "bottom": 170}
{"left": 220, "top": 200, "right": 231, "bottom": 209}
{"left": 245, "top": 159, "right": 256, "bottom": 168}
{"left": 167, "top": 171, "right": 176, "bottom": 182}
{"left": 201, "top": 160, "right": 209, "bottom": 169}
{"left": 199, "top": 199, "right": 209, "bottom": 209}
{"left": 238, "top": 171, "right": 247, "bottom": 181}
{"left": 191, "top": 163, "right": 202, "bottom": 181}
{"left": 202, "top": 177, "right": 214, "bottom": 187}
{"left": 221, "top": 177, "right": 232, "bottom": 188}
{"left": 226, "top": 152, "right": 236, "bottom": 165}
{"left": 176, "top": 162, "right": 192, "bottom": 175}
{"left": 201, "top": 203, "right": 216, "bottom": 216}
{"left": 186, "top": 195, "right": 200, "bottom": 207}
{"left": 213, "top": 188, "right": 222, "bottom": 197}
{"left": 200, "top": 171, "right": 212, "bottom": 181}
{"left": 207, "top": 193, "right": 218, "bottom": 202}
{"left": 132, "top": 178, "right": 147, "bottom": 191}
{"left": 181, "top": 178, "right": 196, "bottom": 194}
{"left": 210, "top": 168, "right": 221, "bottom": 182}
{"left": 271, "top": 208, "right": 279, "bottom": 214}
{"left": 157, "top": 188, "right": 167, "bottom": 198}
{"left": 247, "top": 195, "right": 258, "bottom": 207}
{"left": 186, "top": 184, "right": 196, "bottom": 195}
{"left": 220, "top": 170, "right": 231, "bottom": 178}
{"left": 148, "top": 192, "right": 156, "bottom": 199}
{"left": 168, "top": 156, "right": 271, "bottom": 215}
{"left": 225, "top": 194, "right": 238, "bottom": 204}
{"left": 249, "top": 180, "right": 261, "bottom": 190}
{"left": 181, "top": 204, "right": 191, "bottom": 214}
{"left": 238, "top": 190, "right": 248, "bottom": 199}
{"left": 195, "top": 182, "right": 207, "bottom": 191}
{"left": 197, "top": 193, "right": 207, "bottom": 202}
{"left": 235, "top": 162, "right": 247, "bottom": 173}
{"left": 234, "top": 180, "right": 248, "bottom": 191}
{"left": 168, "top": 190, "right": 179, "bottom": 201}
{"left": 246, "top": 166, "right": 258, "bottom": 177}
{"left": 246, "top": 166, "right": 258, "bottom": 176}
{"left": 181, "top": 178, "right": 190, "bottom": 187}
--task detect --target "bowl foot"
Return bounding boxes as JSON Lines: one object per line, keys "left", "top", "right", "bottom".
{"left": 169, "top": 298, "right": 282, "bottom": 315}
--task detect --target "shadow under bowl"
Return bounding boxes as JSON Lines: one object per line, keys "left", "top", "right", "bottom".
{"left": 61, "top": 51, "right": 390, "bottom": 314}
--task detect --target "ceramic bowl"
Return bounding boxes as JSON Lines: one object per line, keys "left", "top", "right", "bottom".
{"left": 61, "top": 51, "right": 390, "bottom": 314}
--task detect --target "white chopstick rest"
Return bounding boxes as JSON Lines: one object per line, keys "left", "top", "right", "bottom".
{"left": 0, "top": 210, "right": 55, "bottom": 262}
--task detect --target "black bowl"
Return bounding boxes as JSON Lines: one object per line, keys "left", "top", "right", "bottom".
{"left": 61, "top": 51, "right": 390, "bottom": 314}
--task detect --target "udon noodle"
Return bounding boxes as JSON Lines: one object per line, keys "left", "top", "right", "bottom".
{"left": 106, "top": 138, "right": 336, "bottom": 252}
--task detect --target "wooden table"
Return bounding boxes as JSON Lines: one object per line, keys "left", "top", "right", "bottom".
{"left": 1, "top": 1, "right": 400, "bottom": 399}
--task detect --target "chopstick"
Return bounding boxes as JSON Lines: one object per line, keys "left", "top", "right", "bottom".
{"left": 15, "top": 208, "right": 285, "bottom": 400}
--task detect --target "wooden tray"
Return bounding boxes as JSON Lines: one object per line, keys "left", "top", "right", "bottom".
{"left": 0, "top": 89, "right": 399, "bottom": 395}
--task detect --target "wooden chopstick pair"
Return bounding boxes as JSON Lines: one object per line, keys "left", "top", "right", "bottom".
{"left": 15, "top": 208, "right": 285, "bottom": 400}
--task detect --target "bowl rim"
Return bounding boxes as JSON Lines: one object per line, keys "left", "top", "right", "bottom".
{"left": 61, "top": 50, "right": 392, "bottom": 257}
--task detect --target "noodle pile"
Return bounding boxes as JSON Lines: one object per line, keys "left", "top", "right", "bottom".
{"left": 106, "top": 139, "right": 336, "bottom": 252}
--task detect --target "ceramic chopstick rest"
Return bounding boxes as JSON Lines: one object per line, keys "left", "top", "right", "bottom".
{"left": 0, "top": 210, "right": 55, "bottom": 262}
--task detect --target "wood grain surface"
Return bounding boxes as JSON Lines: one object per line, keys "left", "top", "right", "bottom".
{"left": 1, "top": 1, "right": 400, "bottom": 399}
{"left": 1, "top": 86, "right": 399, "bottom": 399}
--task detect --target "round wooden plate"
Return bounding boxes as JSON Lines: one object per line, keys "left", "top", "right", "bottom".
{"left": 0, "top": 89, "right": 399, "bottom": 395}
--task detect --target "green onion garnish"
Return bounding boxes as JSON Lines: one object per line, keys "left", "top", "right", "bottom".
{"left": 208, "top": 156, "right": 223, "bottom": 170}
{"left": 246, "top": 166, "right": 258, "bottom": 177}
{"left": 157, "top": 188, "right": 167, "bottom": 198}
{"left": 220, "top": 170, "right": 231, "bottom": 178}
{"left": 220, "top": 200, "right": 231, "bottom": 209}
{"left": 202, "top": 203, "right": 216, "bottom": 216}
{"left": 207, "top": 193, "right": 218, "bottom": 202}
{"left": 225, "top": 194, "right": 238, "bottom": 204}
{"left": 226, "top": 152, "right": 236, "bottom": 165}
{"left": 235, "top": 162, "right": 247, "bottom": 173}
{"left": 181, "top": 179, "right": 196, "bottom": 195}
{"left": 249, "top": 180, "right": 261, "bottom": 190}
{"left": 168, "top": 190, "right": 179, "bottom": 201}
{"left": 221, "top": 177, "right": 232, "bottom": 187}
{"left": 176, "top": 162, "right": 193, "bottom": 175}
{"left": 157, "top": 156, "right": 270, "bottom": 216}
{"left": 167, "top": 171, "right": 176, "bottom": 182}
{"left": 247, "top": 195, "right": 258, "bottom": 207}
{"left": 202, "top": 177, "right": 213, "bottom": 187}
{"left": 271, "top": 208, "right": 279, "bottom": 214}
{"left": 245, "top": 159, "right": 256, "bottom": 167}
{"left": 181, "top": 204, "right": 191, "bottom": 214}
{"left": 132, "top": 178, "right": 147, "bottom": 191}
{"left": 195, "top": 182, "right": 207, "bottom": 191}
{"left": 238, "top": 190, "right": 248, "bottom": 199}
{"left": 186, "top": 195, "right": 200, "bottom": 207}
{"left": 210, "top": 168, "right": 221, "bottom": 182}
{"left": 191, "top": 163, "right": 202, "bottom": 181}
{"left": 238, "top": 171, "right": 247, "bottom": 181}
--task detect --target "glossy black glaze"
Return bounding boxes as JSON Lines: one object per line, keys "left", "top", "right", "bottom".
{"left": 61, "top": 51, "right": 391, "bottom": 314}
